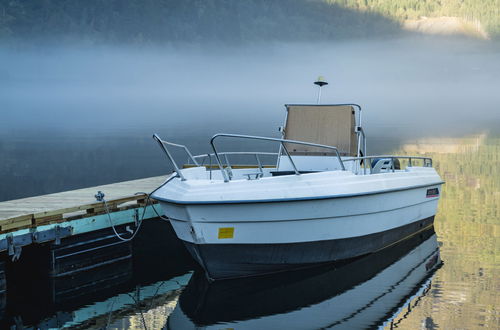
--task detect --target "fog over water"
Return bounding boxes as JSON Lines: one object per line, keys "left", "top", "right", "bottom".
{"left": 1, "top": 37, "right": 499, "bottom": 200}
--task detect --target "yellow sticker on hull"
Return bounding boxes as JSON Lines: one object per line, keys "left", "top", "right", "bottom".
{"left": 218, "top": 227, "right": 234, "bottom": 239}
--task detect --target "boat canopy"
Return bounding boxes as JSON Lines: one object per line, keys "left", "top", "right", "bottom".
{"left": 283, "top": 104, "right": 358, "bottom": 156}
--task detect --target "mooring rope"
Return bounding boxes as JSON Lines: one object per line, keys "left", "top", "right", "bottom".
{"left": 102, "top": 198, "right": 145, "bottom": 242}
{"left": 97, "top": 177, "right": 172, "bottom": 242}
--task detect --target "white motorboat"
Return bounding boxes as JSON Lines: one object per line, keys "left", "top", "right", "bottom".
{"left": 152, "top": 97, "right": 443, "bottom": 281}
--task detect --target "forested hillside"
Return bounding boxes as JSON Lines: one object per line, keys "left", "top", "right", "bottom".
{"left": 0, "top": 0, "right": 498, "bottom": 44}
{"left": 0, "top": 0, "right": 401, "bottom": 44}
{"left": 326, "top": 0, "right": 499, "bottom": 39}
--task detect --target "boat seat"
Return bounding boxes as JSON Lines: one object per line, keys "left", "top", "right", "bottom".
{"left": 371, "top": 158, "right": 400, "bottom": 174}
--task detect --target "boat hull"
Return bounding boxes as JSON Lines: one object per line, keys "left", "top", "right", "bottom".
{"left": 183, "top": 216, "right": 434, "bottom": 280}
{"left": 154, "top": 168, "right": 443, "bottom": 280}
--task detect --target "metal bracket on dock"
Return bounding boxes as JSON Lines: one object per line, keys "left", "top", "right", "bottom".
{"left": 8, "top": 235, "right": 22, "bottom": 261}
{"left": 133, "top": 208, "right": 139, "bottom": 227}
{"left": 4, "top": 233, "right": 29, "bottom": 261}
{"left": 0, "top": 226, "right": 74, "bottom": 260}
{"left": 33, "top": 226, "right": 73, "bottom": 245}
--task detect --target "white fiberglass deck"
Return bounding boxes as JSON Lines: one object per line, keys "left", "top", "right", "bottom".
{"left": 154, "top": 165, "right": 441, "bottom": 204}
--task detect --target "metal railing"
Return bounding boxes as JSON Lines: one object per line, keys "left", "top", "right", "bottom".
{"left": 342, "top": 155, "right": 433, "bottom": 174}
{"left": 152, "top": 134, "right": 199, "bottom": 181}
{"left": 153, "top": 133, "right": 434, "bottom": 182}
{"left": 192, "top": 151, "right": 279, "bottom": 180}
{"left": 193, "top": 151, "right": 278, "bottom": 165}
{"left": 210, "top": 133, "right": 345, "bottom": 182}
{"left": 356, "top": 126, "right": 367, "bottom": 157}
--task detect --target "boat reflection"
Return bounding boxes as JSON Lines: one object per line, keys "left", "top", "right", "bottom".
{"left": 167, "top": 226, "right": 441, "bottom": 329}
{"left": 0, "top": 257, "right": 193, "bottom": 329}
{"left": 0, "top": 220, "right": 196, "bottom": 329}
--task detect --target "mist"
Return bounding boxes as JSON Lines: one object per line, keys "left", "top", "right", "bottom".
{"left": 1, "top": 37, "right": 499, "bottom": 200}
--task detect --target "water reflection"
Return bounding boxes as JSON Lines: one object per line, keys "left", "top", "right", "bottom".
{"left": 391, "top": 135, "right": 500, "bottom": 329}
{"left": 1, "top": 260, "right": 191, "bottom": 329}
{"left": 0, "top": 220, "right": 196, "bottom": 329}
{"left": 168, "top": 227, "right": 441, "bottom": 329}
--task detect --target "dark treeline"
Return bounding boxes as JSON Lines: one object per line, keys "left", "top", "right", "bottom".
{"left": 0, "top": 0, "right": 402, "bottom": 44}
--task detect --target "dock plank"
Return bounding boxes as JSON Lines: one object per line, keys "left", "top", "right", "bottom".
{"left": 0, "top": 175, "right": 170, "bottom": 221}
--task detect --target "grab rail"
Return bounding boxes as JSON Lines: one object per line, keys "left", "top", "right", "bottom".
{"left": 342, "top": 155, "right": 432, "bottom": 166}
{"left": 192, "top": 151, "right": 279, "bottom": 180}
{"left": 355, "top": 126, "right": 367, "bottom": 174}
{"left": 210, "top": 133, "right": 346, "bottom": 182}
{"left": 153, "top": 134, "right": 200, "bottom": 181}
{"left": 342, "top": 155, "right": 433, "bottom": 174}
{"left": 154, "top": 134, "right": 433, "bottom": 182}
{"left": 193, "top": 151, "right": 279, "bottom": 163}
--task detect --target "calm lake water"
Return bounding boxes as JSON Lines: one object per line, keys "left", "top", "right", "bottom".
{"left": 0, "top": 38, "right": 499, "bottom": 328}
{"left": 0, "top": 134, "right": 497, "bottom": 329}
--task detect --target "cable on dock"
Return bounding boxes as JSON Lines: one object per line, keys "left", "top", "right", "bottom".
{"left": 97, "top": 178, "right": 172, "bottom": 242}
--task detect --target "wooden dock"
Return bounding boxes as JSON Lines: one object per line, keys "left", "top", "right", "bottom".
{"left": 0, "top": 175, "right": 169, "bottom": 221}
{"left": 0, "top": 174, "right": 198, "bottom": 328}
{"left": 0, "top": 175, "right": 170, "bottom": 257}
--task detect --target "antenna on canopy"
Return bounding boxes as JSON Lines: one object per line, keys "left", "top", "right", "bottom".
{"left": 314, "top": 76, "right": 328, "bottom": 104}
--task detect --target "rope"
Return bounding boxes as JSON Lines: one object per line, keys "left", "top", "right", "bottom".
{"left": 149, "top": 202, "right": 170, "bottom": 222}
{"left": 98, "top": 177, "right": 172, "bottom": 242}
{"left": 103, "top": 198, "right": 145, "bottom": 242}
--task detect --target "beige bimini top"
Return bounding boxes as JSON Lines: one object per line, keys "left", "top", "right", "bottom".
{"left": 283, "top": 104, "right": 358, "bottom": 156}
